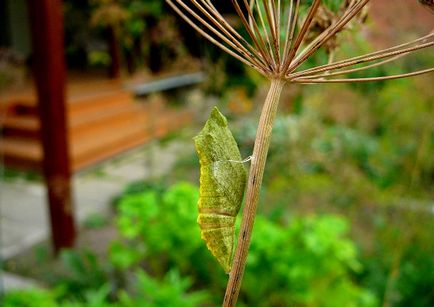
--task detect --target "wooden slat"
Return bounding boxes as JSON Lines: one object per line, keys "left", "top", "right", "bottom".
{"left": 0, "top": 138, "right": 42, "bottom": 161}
{"left": 1, "top": 107, "right": 194, "bottom": 172}
{"left": 1, "top": 77, "right": 194, "bottom": 173}
{"left": 2, "top": 115, "right": 40, "bottom": 132}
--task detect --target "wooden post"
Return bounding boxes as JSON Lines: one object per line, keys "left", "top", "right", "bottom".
{"left": 27, "top": 0, "right": 76, "bottom": 252}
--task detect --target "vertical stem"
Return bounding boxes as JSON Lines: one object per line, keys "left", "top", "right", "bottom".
{"left": 223, "top": 79, "right": 286, "bottom": 307}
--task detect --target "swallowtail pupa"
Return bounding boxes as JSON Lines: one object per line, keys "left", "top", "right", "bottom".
{"left": 194, "top": 107, "right": 247, "bottom": 273}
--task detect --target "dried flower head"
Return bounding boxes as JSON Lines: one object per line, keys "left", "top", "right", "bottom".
{"left": 304, "top": 1, "right": 367, "bottom": 55}
{"left": 167, "top": 0, "right": 433, "bottom": 83}
{"left": 419, "top": 0, "right": 434, "bottom": 13}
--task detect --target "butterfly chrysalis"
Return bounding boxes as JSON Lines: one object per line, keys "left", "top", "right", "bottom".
{"left": 194, "top": 107, "right": 247, "bottom": 273}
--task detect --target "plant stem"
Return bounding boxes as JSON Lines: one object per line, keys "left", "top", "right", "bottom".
{"left": 223, "top": 79, "right": 286, "bottom": 307}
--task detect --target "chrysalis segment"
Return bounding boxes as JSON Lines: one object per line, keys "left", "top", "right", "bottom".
{"left": 194, "top": 107, "right": 247, "bottom": 273}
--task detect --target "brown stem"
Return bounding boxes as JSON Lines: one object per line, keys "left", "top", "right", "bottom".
{"left": 223, "top": 79, "right": 286, "bottom": 307}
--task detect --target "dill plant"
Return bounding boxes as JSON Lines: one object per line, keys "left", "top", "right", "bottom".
{"left": 166, "top": 1, "right": 434, "bottom": 305}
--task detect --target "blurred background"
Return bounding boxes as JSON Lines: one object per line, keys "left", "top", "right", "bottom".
{"left": 0, "top": 0, "right": 433, "bottom": 306}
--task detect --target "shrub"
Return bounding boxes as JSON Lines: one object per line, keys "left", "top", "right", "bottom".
{"left": 112, "top": 182, "right": 377, "bottom": 306}
{"left": 2, "top": 269, "right": 207, "bottom": 307}
{"left": 118, "top": 269, "right": 209, "bottom": 307}
{"left": 2, "top": 288, "right": 58, "bottom": 307}
{"left": 244, "top": 215, "right": 377, "bottom": 306}
{"left": 110, "top": 182, "right": 225, "bottom": 297}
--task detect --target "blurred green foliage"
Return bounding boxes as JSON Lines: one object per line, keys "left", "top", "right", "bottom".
{"left": 110, "top": 183, "right": 226, "bottom": 293}
{"left": 89, "top": 0, "right": 187, "bottom": 73}
{"left": 244, "top": 215, "right": 377, "bottom": 306}
{"left": 56, "top": 250, "right": 108, "bottom": 301}
{"left": 2, "top": 269, "right": 207, "bottom": 307}
{"left": 117, "top": 269, "right": 209, "bottom": 307}
{"left": 3, "top": 182, "right": 379, "bottom": 306}
{"left": 3, "top": 288, "right": 58, "bottom": 307}
{"left": 62, "top": 0, "right": 194, "bottom": 73}
{"left": 109, "top": 183, "right": 376, "bottom": 306}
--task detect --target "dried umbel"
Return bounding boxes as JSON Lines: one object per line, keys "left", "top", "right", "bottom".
{"left": 304, "top": 1, "right": 368, "bottom": 55}
{"left": 167, "top": 0, "right": 434, "bottom": 83}
{"left": 419, "top": 0, "right": 434, "bottom": 13}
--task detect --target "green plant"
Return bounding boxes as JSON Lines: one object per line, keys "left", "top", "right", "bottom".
{"left": 2, "top": 288, "right": 58, "bottom": 307}
{"left": 89, "top": 0, "right": 193, "bottom": 73}
{"left": 83, "top": 213, "right": 109, "bottom": 229}
{"left": 112, "top": 182, "right": 377, "bottom": 305}
{"left": 244, "top": 215, "right": 377, "bottom": 307}
{"left": 358, "top": 228, "right": 434, "bottom": 307}
{"left": 2, "top": 168, "right": 43, "bottom": 182}
{"left": 112, "top": 183, "right": 201, "bottom": 263}
{"left": 389, "top": 245, "right": 434, "bottom": 307}
{"left": 57, "top": 250, "right": 108, "bottom": 301}
{"left": 110, "top": 182, "right": 224, "bottom": 289}
{"left": 88, "top": 50, "right": 111, "bottom": 67}
{"left": 118, "top": 269, "right": 209, "bottom": 307}
{"left": 61, "top": 284, "right": 113, "bottom": 307}
{"left": 2, "top": 270, "right": 208, "bottom": 307}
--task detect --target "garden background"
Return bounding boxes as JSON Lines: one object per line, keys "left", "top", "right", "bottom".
{"left": 1, "top": 1, "right": 433, "bottom": 306}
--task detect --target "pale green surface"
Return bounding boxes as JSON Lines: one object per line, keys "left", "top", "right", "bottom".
{"left": 194, "top": 107, "right": 247, "bottom": 273}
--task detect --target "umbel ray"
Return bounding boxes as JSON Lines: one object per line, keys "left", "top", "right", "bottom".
{"left": 168, "top": 1, "right": 434, "bottom": 306}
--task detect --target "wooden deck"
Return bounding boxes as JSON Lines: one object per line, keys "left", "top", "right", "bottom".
{"left": 0, "top": 79, "right": 194, "bottom": 172}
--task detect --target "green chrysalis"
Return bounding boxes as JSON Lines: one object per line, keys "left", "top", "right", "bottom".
{"left": 193, "top": 107, "right": 247, "bottom": 273}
